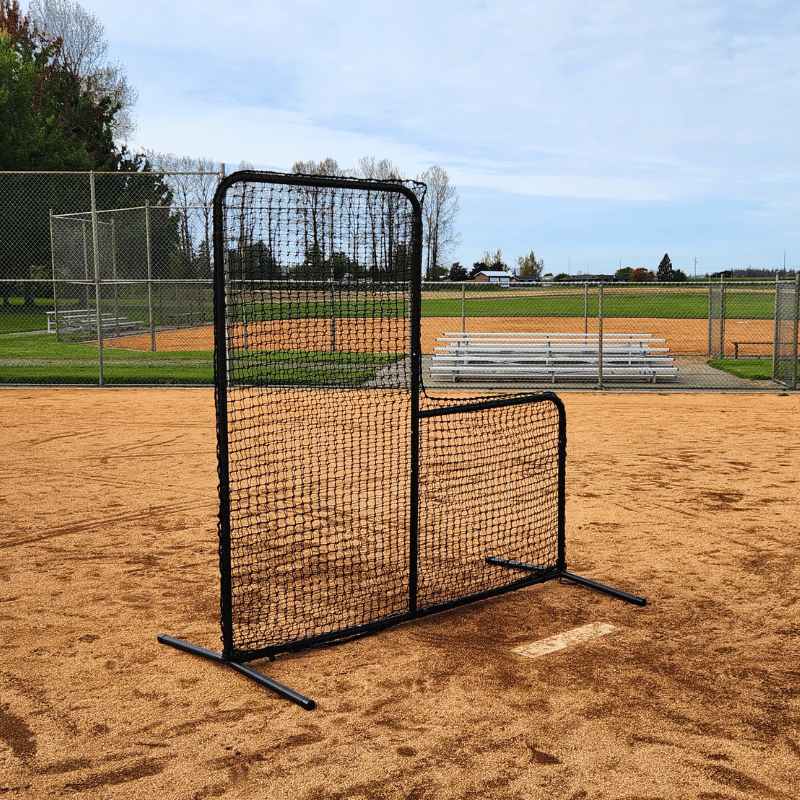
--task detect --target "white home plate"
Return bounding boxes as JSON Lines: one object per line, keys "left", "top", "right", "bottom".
{"left": 513, "top": 622, "right": 617, "bottom": 658}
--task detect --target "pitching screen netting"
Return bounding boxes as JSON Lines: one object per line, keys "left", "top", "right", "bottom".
{"left": 417, "top": 395, "right": 563, "bottom": 609}
{"left": 214, "top": 171, "right": 564, "bottom": 663}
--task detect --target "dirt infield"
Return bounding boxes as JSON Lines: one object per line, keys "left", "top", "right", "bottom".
{"left": 1, "top": 388, "right": 798, "bottom": 799}
{"left": 104, "top": 317, "right": 777, "bottom": 357}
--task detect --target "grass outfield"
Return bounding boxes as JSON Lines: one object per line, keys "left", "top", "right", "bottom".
{"left": 0, "top": 333, "right": 401, "bottom": 386}
{"left": 0, "top": 283, "right": 781, "bottom": 334}
{"left": 234, "top": 288, "right": 776, "bottom": 321}
{"left": 424, "top": 289, "right": 775, "bottom": 319}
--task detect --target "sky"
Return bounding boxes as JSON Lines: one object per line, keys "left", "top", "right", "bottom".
{"left": 34, "top": 0, "right": 800, "bottom": 276}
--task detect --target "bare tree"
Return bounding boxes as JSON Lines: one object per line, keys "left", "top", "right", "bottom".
{"left": 292, "top": 159, "right": 343, "bottom": 276}
{"left": 482, "top": 249, "right": 507, "bottom": 271}
{"left": 353, "top": 157, "right": 409, "bottom": 280}
{"left": 418, "top": 165, "right": 460, "bottom": 280}
{"left": 144, "top": 151, "right": 223, "bottom": 276}
{"left": 29, "top": 0, "right": 138, "bottom": 140}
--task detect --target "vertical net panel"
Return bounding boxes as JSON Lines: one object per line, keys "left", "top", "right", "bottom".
{"left": 417, "top": 394, "right": 563, "bottom": 609}
{"left": 216, "top": 174, "right": 420, "bottom": 660}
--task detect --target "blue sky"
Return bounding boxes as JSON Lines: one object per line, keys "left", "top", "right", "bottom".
{"left": 42, "top": 0, "right": 800, "bottom": 276}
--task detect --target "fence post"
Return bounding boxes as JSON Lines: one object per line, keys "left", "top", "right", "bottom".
{"left": 584, "top": 282, "right": 589, "bottom": 335}
{"left": 772, "top": 273, "right": 780, "bottom": 381}
{"left": 719, "top": 276, "right": 726, "bottom": 358}
{"left": 111, "top": 218, "right": 120, "bottom": 338}
{"left": 81, "top": 219, "right": 91, "bottom": 314}
{"left": 707, "top": 277, "right": 712, "bottom": 357}
{"left": 597, "top": 283, "right": 604, "bottom": 390}
{"left": 49, "top": 209, "right": 59, "bottom": 336}
{"left": 792, "top": 271, "right": 799, "bottom": 390}
{"left": 461, "top": 282, "right": 466, "bottom": 333}
{"left": 146, "top": 200, "right": 156, "bottom": 352}
{"left": 89, "top": 171, "right": 104, "bottom": 387}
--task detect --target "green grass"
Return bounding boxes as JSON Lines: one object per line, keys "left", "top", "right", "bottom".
{"left": 0, "top": 299, "right": 53, "bottom": 333}
{"left": 231, "top": 350, "right": 402, "bottom": 387}
{"left": 706, "top": 358, "right": 778, "bottom": 381}
{"left": 0, "top": 334, "right": 401, "bottom": 386}
{"left": 0, "top": 363, "right": 214, "bottom": 385}
{"left": 239, "top": 300, "right": 408, "bottom": 321}
{"left": 423, "top": 289, "right": 776, "bottom": 319}
{"left": 0, "top": 295, "right": 213, "bottom": 334}
{"left": 0, "top": 334, "right": 213, "bottom": 361}
{"left": 231, "top": 365, "right": 376, "bottom": 387}
{"left": 238, "top": 350, "right": 400, "bottom": 366}
{"left": 0, "top": 286, "right": 780, "bottom": 334}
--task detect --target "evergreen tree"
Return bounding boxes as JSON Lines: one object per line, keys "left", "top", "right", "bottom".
{"left": 657, "top": 253, "right": 674, "bottom": 281}
{"left": 448, "top": 262, "right": 468, "bottom": 281}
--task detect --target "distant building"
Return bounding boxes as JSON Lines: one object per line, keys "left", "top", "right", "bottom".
{"left": 474, "top": 270, "right": 511, "bottom": 285}
{"left": 554, "top": 274, "right": 617, "bottom": 282}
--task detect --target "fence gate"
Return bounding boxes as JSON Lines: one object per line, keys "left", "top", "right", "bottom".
{"left": 773, "top": 279, "right": 799, "bottom": 389}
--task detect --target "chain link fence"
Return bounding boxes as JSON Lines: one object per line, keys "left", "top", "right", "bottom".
{"left": 1, "top": 171, "right": 798, "bottom": 390}
{"left": 419, "top": 278, "right": 799, "bottom": 392}
{"left": 1, "top": 170, "right": 218, "bottom": 385}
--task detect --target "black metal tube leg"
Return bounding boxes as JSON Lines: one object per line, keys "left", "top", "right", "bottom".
{"left": 558, "top": 571, "right": 647, "bottom": 607}
{"left": 158, "top": 635, "right": 316, "bottom": 711}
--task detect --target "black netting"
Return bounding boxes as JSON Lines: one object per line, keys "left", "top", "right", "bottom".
{"left": 214, "top": 172, "right": 564, "bottom": 662}
{"left": 417, "top": 395, "right": 562, "bottom": 610}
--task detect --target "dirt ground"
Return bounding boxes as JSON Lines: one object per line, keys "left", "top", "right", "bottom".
{"left": 104, "top": 317, "right": 776, "bottom": 357}
{"left": 1, "top": 388, "right": 798, "bottom": 799}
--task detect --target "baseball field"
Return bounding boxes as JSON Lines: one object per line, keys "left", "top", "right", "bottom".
{"left": 1, "top": 387, "right": 798, "bottom": 798}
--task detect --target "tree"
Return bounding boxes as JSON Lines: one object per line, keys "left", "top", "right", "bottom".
{"left": 630, "top": 267, "right": 656, "bottom": 282}
{"left": 1, "top": 1, "right": 155, "bottom": 305}
{"left": 0, "top": 1, "right": 118, "bottom": 170}
{"left": 144, "top": 151, "right": 221, "bottom": 278}
{"left": 615, "top": 266, "right": 632, "bottom": 281}
{"left": 657, "top": 253, "right": 673, "bottom": 281}
{"left": 28, "top": 0, "right": 138, "bottom": 141}
{"left": 418, "top": 165, "right": 460, "bottom": 281}
{"left": 355, "top": 157, "right": 408, "bottom": 281}
{"left": 448, "top": 262, "right": 468, "bottom": 281}
{"left": 469, "top": 261, "right": 490, "bottom": 278}
{"left": 292, "top": 158, "right": 342, "bottom": 277}
{"left": 481, "top": 249, "right": 507, "bottom": 271}
{"left": 517, "top": 250, "right": 544, "bottom": 279}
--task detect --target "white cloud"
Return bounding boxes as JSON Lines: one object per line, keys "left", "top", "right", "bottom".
{"left": 44, "top": 0, "right": 800, "bottom": 267}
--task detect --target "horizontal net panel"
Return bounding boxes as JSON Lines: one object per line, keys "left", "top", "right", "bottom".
{"left": 417, "top": 394, "right": 562, "bottom": 609}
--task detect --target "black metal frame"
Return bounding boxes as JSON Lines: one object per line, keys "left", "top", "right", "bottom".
{"left": 159, "top": 170, "right": 646, "bottom": 711}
